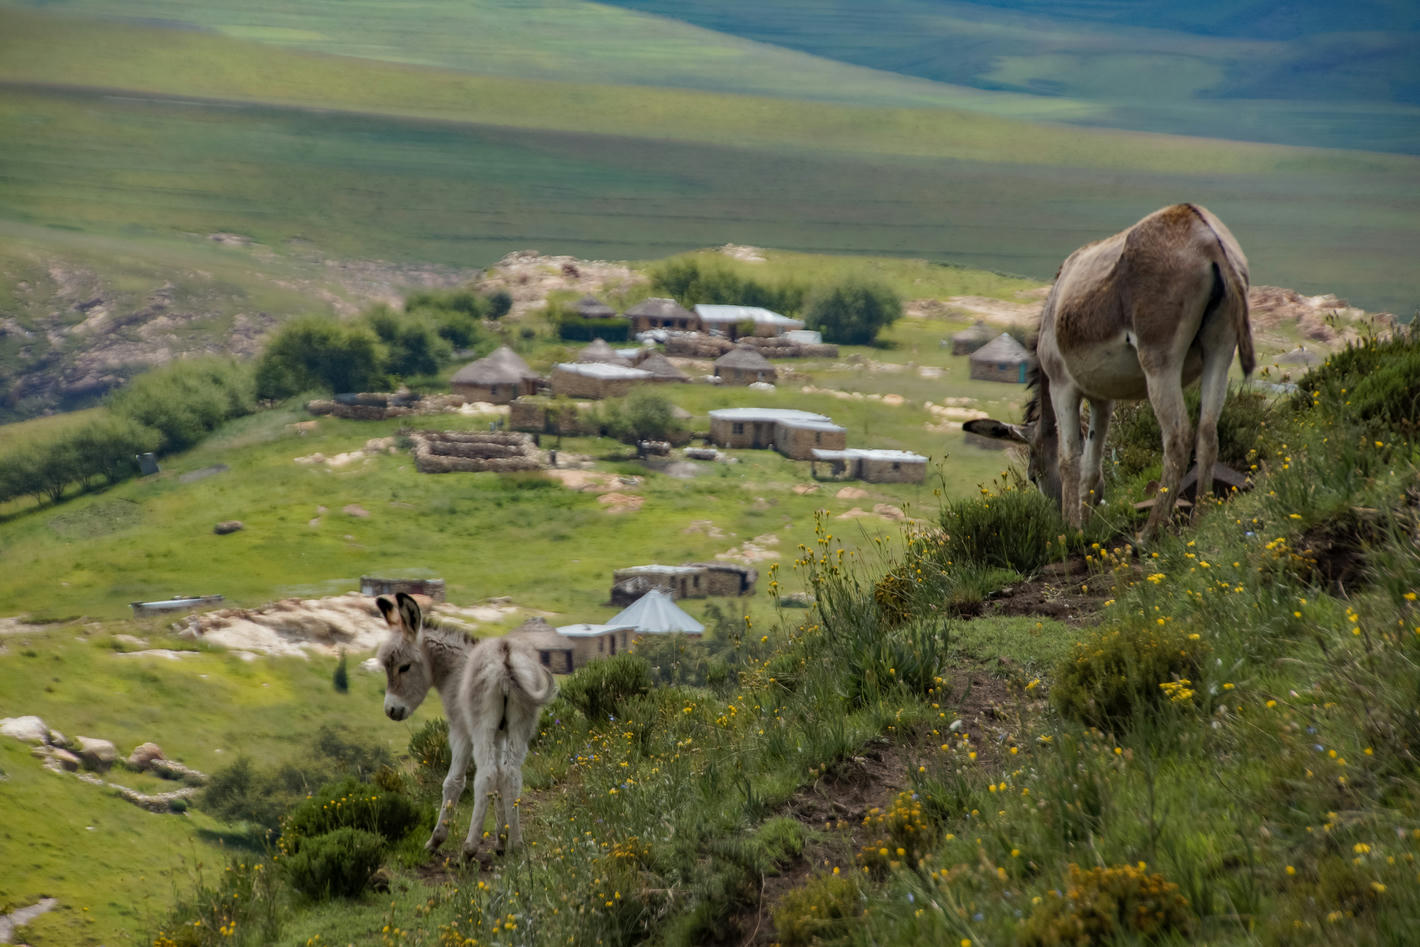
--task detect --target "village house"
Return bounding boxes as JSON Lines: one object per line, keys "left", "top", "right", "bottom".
{"left": 608, "top": 561, "right": 756, "bottom": 605}
{"left": 608, "top": 588, "right": 705, "bottom": 639}
{"left": 625, "top": 297, "right": 699, "bottom": 333}
{"left": 968, "top": 332, "right": 1033, "bottom": 383}
{"left": 574, "top": 295, "right": 616, "bottom": 320}
{"left": 695, "top": 304, "right": 804, "bottom": 340}
{"left": 714, "top": 346, "right": 777, "bottom": 385}
{"left": 577, "top": 338, "right": 633, "bottom": 366}
{"left": 554, "top": 622, "right": 636, "bottom": 664}
{"left": 549, "top": 362, "right": 653, "bottom": 399}
{"left": 707, "top": 407, "right": 847, "bottom": 460}
{"left": 510, "top": 617, "right": 576, "bottom": 674}
{"left": 360, "top": 577, "right": 446, "bottom": 602}
{"left": 449, "top": 346, "right": 542, "bottom": 403}
{"left": 631, "top": 350, "right": 689, "bottom": 383}
{"left": 809, "top": 447, "right": 929, "bottom": 483}
{"left": 950, "top": 320, "right": 994, "bottom": 355}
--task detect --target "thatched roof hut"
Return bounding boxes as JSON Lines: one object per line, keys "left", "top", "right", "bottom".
{"left": 625, "top": 297, "right": 698, "bottom": 332}
{"left": 950, "top": 320, "right": 994, "bottom": 355}
{"left": 574, "top": 295, "right": 616, "bottom": 319}
{"left": 635, "top": 351, "right": 689, "bottom": 382}
{"left": 450, "top": 346, "right": 541, "bottom": 402}
{"left": 577, "top": 338, "right": 633, "bottom": 366}
{"left": 968, "top": 333, "right": 1032, "bottom": 384}
{"left": 714, "top": 345, "right": 776, "bottom": 385}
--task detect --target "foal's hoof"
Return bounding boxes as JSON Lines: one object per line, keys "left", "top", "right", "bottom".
{"left": 425, "top": 836, "right": 445, "bottom": 854}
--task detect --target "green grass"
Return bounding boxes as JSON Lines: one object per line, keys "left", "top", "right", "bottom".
{"left": 1, "top": 7, "right": 1417, "bottom": 314}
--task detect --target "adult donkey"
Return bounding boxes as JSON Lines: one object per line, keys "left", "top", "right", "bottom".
{"left": 376, "top": 592, "right": 557, "bottom": 858}
{"left": 965, "top": 203, "right": 1253, "bottom": 537}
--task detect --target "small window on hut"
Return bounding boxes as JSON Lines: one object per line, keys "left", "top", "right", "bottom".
{"left": 732, "top": 423, "right": 745, "bottom": 435}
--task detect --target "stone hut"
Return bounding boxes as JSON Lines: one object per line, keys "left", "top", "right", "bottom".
{"left": 509, "top": 396, "right": 596, "bottom": 436}
{"left": 633, "top": 351, "right": 689, "bottom": 383}
{"left": 968, "top": 333, "right": 1033, "bottom": 384}
{"left": 574, "top": 295, "right": 616, "bottom": 320}
{"left": 511, "top": 617, "right": 575, "bottom": 674}
{"left": 610, "top": 565, "right": 707, "bottom": 605}
{"left": 690, "top": 562, "right": 758, "bottom": 597}
{"left": 695, "top": 305, "right": 804, "bottom": 340}
{"left": 950, "top": 321, "right": 994, "bottom": 355}
{"left": 359, "top": 577, "right": 446, "bottom": 602}
{"left": 810, "top": 448, "right": 928, "bottom": 483}
{"left": 714, "top": 346, "right": 777, "bottom": 385}
{"left": 556, "top": 623, "right": 637, "bottom": 666}
{"left": 549, "top": 362, "right": 653, "bottom": 399}
{"left": 577, "top": 338, "right": 633, "bottom": 367}
{"left": 625, "top": 297, "right": 698, "bottom": 333}
{"left": 409, "top": 431, "right": 543, "bottom": 473}
{"left": 707, "top": 407, "right": 846, "bottom": 460}
{"left": 450, "top": 346, "right": 541, "bottom": 403}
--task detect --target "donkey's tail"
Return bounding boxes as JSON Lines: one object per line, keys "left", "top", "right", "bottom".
{"left": 508, "top": 649, "right": 558, "bottom": 706}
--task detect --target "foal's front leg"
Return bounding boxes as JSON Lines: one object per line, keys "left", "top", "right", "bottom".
{"left": 428, "top": 731, "right": 472, "bottom": 852}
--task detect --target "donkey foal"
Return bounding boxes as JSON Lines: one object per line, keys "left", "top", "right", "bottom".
{"left": 376, "top": 592, "right": 557, "bottom": 858}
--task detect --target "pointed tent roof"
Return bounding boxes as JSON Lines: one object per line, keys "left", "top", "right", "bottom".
{"left": 605, "top": 588, "right": 705, "bottom": 635}
{"left": 636, "top": 351, "right": 688, "bottom": 381}
{"left": 577, "top": 338, "right": 633, "bottom": 366}
{"left": 968, "top": 332, "right": 1031, "bottom": 365}
{"left": 624, "top": 297, "right": 695, "bottom": 321}
{"left": 714, "top": 345, "right": 775, "bottom": 370}
{"left": 575, "top": 295, "right": 616, "bottom": 319}
{"left": 451, "top": 345, "right": 539, "bottom": 386}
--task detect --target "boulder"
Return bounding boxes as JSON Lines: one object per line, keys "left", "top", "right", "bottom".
{"left": 75, "top": 735, "right": 118, "bottom": 771}
{"left": 1, "top": 716, "right": 50, "bottom": 745}
{"left": 213, "top": 520, "right": 244, "bottom": 535}
{"left": 128, "top": 742, "right": 166, "bottom": 770}
{"left": 34, "top": 746, "right": 81, "bottom": 771}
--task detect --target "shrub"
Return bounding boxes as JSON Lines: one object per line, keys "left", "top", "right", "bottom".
{"left": 560, "top": 653, "right": 653, "bottom": 722}
{"left": 938, "top": 483, "right": 1070, "bottom": 575}
{"left": 857, "top": 790, "right": 937, "bottom": 874}
{"left": 280, "top": 777, "right": 421, "bottom": 847}
{"left": 801, "top": 278, "right": 902, "bottom": 346}
{"left": 364, "top": 306, "right": 450, "bottom": 379}
{"left": 773, "top": 871, "right": 864, "bottom": 946}
{"left": 1019, "top": 863, "right": 1192, "bottom": 945}
{"left": 408, "top": 717, "right": 473, "bottom": 792}
{"left": 1108, "top": 386, "right": 1271, "bottom": 484}
{"left": 1051, "top": 622, "right": 1208, "bottom": 730}
{"left": 280, "top": 827, "right": 385, "bottom": 900}
{"left": 649, "top": 257, "right": 804, "bottom": 313}
{"left": 253, "top": 317, "right": 386, "bottom": 399}
{"left": 1293, "top": 323, "right": 1420, "bottom": 433}
{"left": 632, "top": 633, "right": 712, "bottom": 686}
{"left": 109, "top": 357, "right": 256, "bottom": 452}
{"left": 602, "top": 390, "right": 689, "bottom": 446}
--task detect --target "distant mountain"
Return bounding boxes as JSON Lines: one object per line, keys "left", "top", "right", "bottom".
{"left": 603, "top": 0, "right": 1420, "bottom": 151}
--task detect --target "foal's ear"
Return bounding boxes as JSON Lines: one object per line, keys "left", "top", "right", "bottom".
{"left": 963, "top": 418, "right": 1030, "bottom": 444}
{"left": 376, "top": 594, "right": 421, "bottom": 640}
{"left": 394, "top": 591, "right": 423, "bottom": 639}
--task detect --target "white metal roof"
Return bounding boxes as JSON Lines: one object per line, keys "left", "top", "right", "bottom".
{"left": 605, "top": 588, "right": 705, "bottom": 635}
{"left": 811, "top": 448, "right": 929, "bottom": 463}
{"left": 694, "top": 305, "right": 804, "bottom": 329}
{"left": 709, "top": 407, "right": 834, "bottom": 424}
{"left": 618, "top": 564, "right": 704, "bottom": 576}
{"left": 555, "top": 622, "right": 636, "bottom": 638}
{"left": 553, "top": 362, "right": 653, "bottom": 380}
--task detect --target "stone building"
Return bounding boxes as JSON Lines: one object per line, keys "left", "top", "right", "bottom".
{"left": 549, "top": 362, "right": 653, "bottom": 399}
{"left": 713, "top": 346, "right": 777, "bottom": 385}
{"left": 968, "top": 333, "right": 1033, "bottom": 384}
{"left": 950, "top": 321, "right": 994, "bottom": 355}
{"left": 810, "top": 448, "right": 929, "bottom": 483}
{"left": 450, "top": 346, "right": 541, "bottom": 403}
{"left": 625, "top": 297, "right": 698, "bottom": 333}
{"left": 707, "top": 407, "right": 846, "bottom": 460}
{"left": 695, "top": 305, "right": 804, "bottom": 339}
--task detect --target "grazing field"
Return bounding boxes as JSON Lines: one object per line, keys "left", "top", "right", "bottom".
{"left": 1, "top": 6, "right": 1417, "bottom": 314}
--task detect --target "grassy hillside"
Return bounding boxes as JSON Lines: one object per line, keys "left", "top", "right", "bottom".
{"left": 604, "top": 0, "right": 1420, "bottom": 152}
{"left": 2, "top": 6, "right": 1417, "bottom": 322}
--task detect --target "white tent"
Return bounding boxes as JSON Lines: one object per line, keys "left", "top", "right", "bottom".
{"left": 605, "top": 588, "right": 705, "bottom": 636}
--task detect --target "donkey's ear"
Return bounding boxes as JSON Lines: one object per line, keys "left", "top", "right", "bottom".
{"left": 395, "top": 591, "right": 423, "bottom": 639}
{"left": 963, "top": 418, "right": 1030, "bottom": 444}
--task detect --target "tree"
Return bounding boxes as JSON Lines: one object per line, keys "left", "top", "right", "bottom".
{"left": 254, "top": 318, "right": 386, "bottom": 399}
{"left": 802, "top": 279, "right": 902, "bottom": 346}
{"left": 602, "top": 390, "right": 687, "bottom": 449}
{"left": 364, "top": 307, "right": 449, "bottom": 380}
{"left": 71, "top": 415, "right": 160, "bottom": 485}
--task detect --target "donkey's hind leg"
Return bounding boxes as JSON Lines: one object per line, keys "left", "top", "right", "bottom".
{"left": 461, "top": 734, "right": 497, "bottom": 860}
{"left": 500, "top": 718, "right": 537, "bottom": 853}
{"left": 428, "top": 728, "right": 472, "bottom": 852}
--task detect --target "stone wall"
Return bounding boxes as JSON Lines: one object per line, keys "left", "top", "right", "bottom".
{"left": 409, "top": 431, "right": 543, "bottom": 473}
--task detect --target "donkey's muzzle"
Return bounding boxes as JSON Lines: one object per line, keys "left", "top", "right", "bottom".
{"left": 385, "top": 704, "right": 409, "bottom": 722}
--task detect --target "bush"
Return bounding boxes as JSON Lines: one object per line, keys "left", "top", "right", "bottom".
{"left": 408, "top": 717, "right": 472, "bottom": 791}
{"left": 773, "top": 870, "right": 863, "bottom": 946}
{"left": 280, "top": 827, "right": 385, "bottom": 900}
{"left": 364, "top": 306, "right": 450, "bottom": 379}
{"left": 649, "top": 257, "right": 804, "bottom": 313}
{"left": 253, "top": 317, "right": 386, "bottom": 399}
{"left": 560, "top": 653, "right": 653, "bottom": 722}
{"left": 602, "top": 390, "right": 689, "bottom": 446}
{"left": 801, "top": 278, "right": 902, "bottom": 346}
{"left": 1051, "top": 622, "right": 1208, "bottom": 730}
{"left": 938, "top": 483, "right": 1071, "bottom": 576}
{"left": 1294, "top": 324, "right": 1420, "bottom": 434}
{"left": 280, "top": 777, "right": 421, "bottom": 847}
{"left": 632, "top": 633, "right": 712, "bottom": 686}
{"left": 110, "top": 357, "right": 256, "bottom": 452}
{"left": 1019, "top": 863, "right": 1192, "bottom": 945}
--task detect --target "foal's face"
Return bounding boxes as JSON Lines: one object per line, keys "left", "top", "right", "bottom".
{"left": 378, "top": 633, "right": 432, "bottom": 721}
